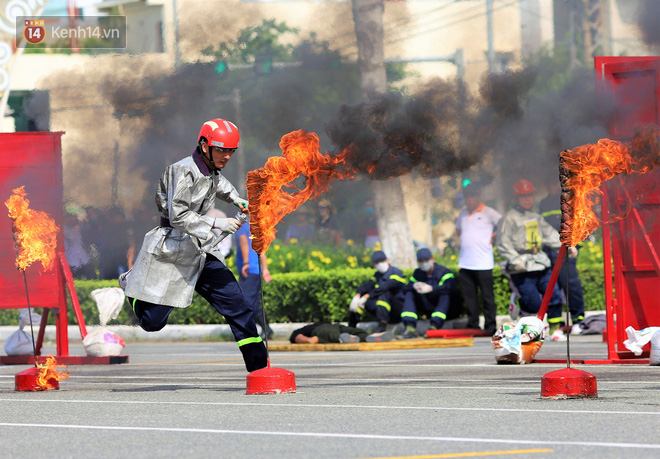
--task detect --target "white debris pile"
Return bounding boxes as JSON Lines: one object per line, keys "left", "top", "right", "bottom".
{"left": 82, "top": 288, "right": 125, "bottom": 357}
{"left": 623, "top": 326, "right": 660, "bottom": 359}
{"left": 491, "top": 316, "right": 545, "bottom": 364}
{"left": 4, "top": 309, "right": 43, "bottom": 356}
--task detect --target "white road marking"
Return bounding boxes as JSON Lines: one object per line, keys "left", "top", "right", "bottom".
{"left": 1, "top": 398, "right": 659, "bottom": 416}
{"left": 0, "top": 374, "right": 657, "bottom": 384}
{"left": 0, "top": 422, "right": 658, "bottom": 450}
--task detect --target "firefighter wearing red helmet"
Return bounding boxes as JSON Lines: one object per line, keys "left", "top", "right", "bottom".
{"left": 512, "top": 179, "right": 535, "bottom": 196}
{"left": 197, "top": 119, "right": 241, "bottom": 171}
{"left": 119, "top": 118, "right": 267, "bottom": 373}
{"left": 496, "top": 179, "right": 566, "bottom": 340}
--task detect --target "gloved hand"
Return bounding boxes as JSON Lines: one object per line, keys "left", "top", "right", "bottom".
{"left": 214, "top": 218, "right": 241, "bottom": 234}
{"left": 358, "top": 295, "right": 368, "bottom": 306}
{"left": 349, "top": 295, "right": 362, "bottom": 312}
{"left": 507, "top": 256, "right": 527, "bottom": 273}
{"left": 568, "top": 247, "right": 578, "bottom": 258}
{"left": 413, "top": 282, "right": 433, "bottom": 294}
{"left": 234, "top": 198, "right": 249, "bottom": 212}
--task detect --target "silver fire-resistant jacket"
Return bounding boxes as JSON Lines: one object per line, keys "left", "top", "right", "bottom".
{"left": 496, "top": 206, "right": 561, "bottom": 274}
{"left": 125, "top": 149, "right": 242, "bottom": 308}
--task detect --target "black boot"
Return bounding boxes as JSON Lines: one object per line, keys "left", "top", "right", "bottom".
{"left": 348, "top": 311, "right": 361, "bottom": 329}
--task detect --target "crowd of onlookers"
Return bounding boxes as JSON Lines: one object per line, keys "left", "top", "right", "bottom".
{"left": 65, "top": 178, "right": 585, "bottom": 343}
{"left": 290, "top": 179, "right": 587, "bottom": 343}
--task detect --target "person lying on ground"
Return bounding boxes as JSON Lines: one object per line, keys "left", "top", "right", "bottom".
{"left": 290, "top": 322, "right": 393, "bottom": 344}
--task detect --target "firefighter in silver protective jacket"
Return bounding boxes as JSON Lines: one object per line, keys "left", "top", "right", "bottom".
{"left": 496, "top": 179, "right": 564, "bottom": 332}
{"left": 121, "top": 118, "right": 267, "bottom": 372}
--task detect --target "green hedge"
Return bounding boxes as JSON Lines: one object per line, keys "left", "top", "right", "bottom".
{"left": 0, "top": 264, "right": 607, "bottom": 327}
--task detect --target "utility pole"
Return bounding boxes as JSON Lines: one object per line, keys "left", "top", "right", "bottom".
{"left": 111, "top": 140, "right": 120, "bottom": 207}
{"left": 569, "top": 0, "right": 578, "bottom": 67}
{"left": 519, "top": 0, "right": 542, "bottom": 59}
{"left": 486, "top": 0, "right": 495, "bottom": 73}
{"left": 351, "top": 0, "right": 416, "bottom": 268}
{"left": 172, "top": 0, "right": 181, "bottom": 68}
{"left": 233, "top": 88, "right": 246, "bottom": 195}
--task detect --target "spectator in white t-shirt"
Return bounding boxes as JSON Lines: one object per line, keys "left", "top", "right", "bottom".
{"left": 455, "top": 184, "right": 502, "bottom": 334}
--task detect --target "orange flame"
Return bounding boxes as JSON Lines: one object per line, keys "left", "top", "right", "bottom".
{"left": 560, "top": 126, "right": 659, "bottom": 246}
{"left": 36, "top": 355, "right": 70, "bottom": 390}
{"left": 4, "top": 186, "right": 59, "bottom": 271}
{"left": 246, "top": 130, "right": 358, "bottom": 254}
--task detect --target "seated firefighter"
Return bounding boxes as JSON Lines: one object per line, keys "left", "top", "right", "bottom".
{"left": 348, "top": 250, "right": 406, "bottom": 333}
{"left": 497, "top": 179, "right": 564, "bottom": 338}
{"left": 400, "top": 248, "right": 458, "bottom": 339}
{"left": 290, "top": 322, "right": 393, "bottom": 344}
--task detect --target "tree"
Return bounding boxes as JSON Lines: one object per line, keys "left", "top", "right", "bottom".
{"left": 351, "top": 0, "right": 416, "bottom": 268}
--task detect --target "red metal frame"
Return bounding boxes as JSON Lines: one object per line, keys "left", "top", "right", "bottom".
{"left": 1, "top": 132, "right": 127, "bottom": 365}
{"left": 535, "top": 57, "right": 660, "bottom": 364}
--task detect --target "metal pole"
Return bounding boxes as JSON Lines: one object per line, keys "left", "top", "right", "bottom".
{"left": 22, "top": 271, "right": 38, "bottom": 367}
{"left": 565, "top": 257, "right": 572, "bottom": 368}
{"left": 257, "top": 254, "right": 270, "bottom": 365}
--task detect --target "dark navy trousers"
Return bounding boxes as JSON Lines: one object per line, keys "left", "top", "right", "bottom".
{"left": 129, "top": 257, "right": 268, "bottom": 372}
{"left": 239, "top": 272, "right": 271, "bottom": 335}
{"left": 510, "top": 268, "right": 563, "bottom": 323}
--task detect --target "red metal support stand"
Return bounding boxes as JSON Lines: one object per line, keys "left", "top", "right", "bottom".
{"left": 536, "top": 244, "right": 567, "bottom": 320}
{"left": 59, "top": 251, "right": 88, "bottom": 340}
{"left": 57, "top": 266, "right": 69, "bottom": 357}
{"left": 601, "top": 185, "right": 618, "bottom": 361}
{"left": 0, "top": 252, "right": 128, "bottom": 365}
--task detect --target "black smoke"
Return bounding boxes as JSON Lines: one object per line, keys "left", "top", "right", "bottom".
{"left": 325, "top": 63, "right": 614, "bottom": 194}
{"left": 476, "top": 65, "right": 614, "bottom": 189}
{"left": 326, "top": 79, "right": 478, "bottom": 181}
{"left": 636, "top": 0, "right": 660, "bottom": 49}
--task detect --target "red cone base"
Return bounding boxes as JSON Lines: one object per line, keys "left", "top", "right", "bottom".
{"left": 246, "top": 365, "right": 296, "bottom": 395}
{"left": 541, "top": 368, "right": 597, "bottom": 399}
{"left": 15, "top": 367, "right": 59, "bottom": 392}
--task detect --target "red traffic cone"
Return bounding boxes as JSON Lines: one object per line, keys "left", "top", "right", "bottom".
{"left": 246, "top": 360, "right": 296, "bottom": 395}
{"left": 541, "top": 367, "right": 597, "bottom": 399}
{"left": 15, "top": 367, "right": 59, "bottom": 392}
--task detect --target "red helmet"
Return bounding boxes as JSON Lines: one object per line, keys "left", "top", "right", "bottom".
{"left": 512, "top": 179, "right": 535, "bottom": 196}
{"left": 198, "top": 119, "right": 240, "bottom": 149}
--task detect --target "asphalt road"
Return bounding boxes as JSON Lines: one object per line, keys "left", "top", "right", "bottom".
{"left": 1, "top": 336, "right": 659, "bottom": 458}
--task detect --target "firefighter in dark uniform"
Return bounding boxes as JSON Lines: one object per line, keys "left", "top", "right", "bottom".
{"left": 400, "top": 248, "right": 458, "bottom": 339}
{"left": 348, "top": 250, "right": 406, "bottom": 333}
{"left": 539, "top": 180, "right": 585, "bottom": 333}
